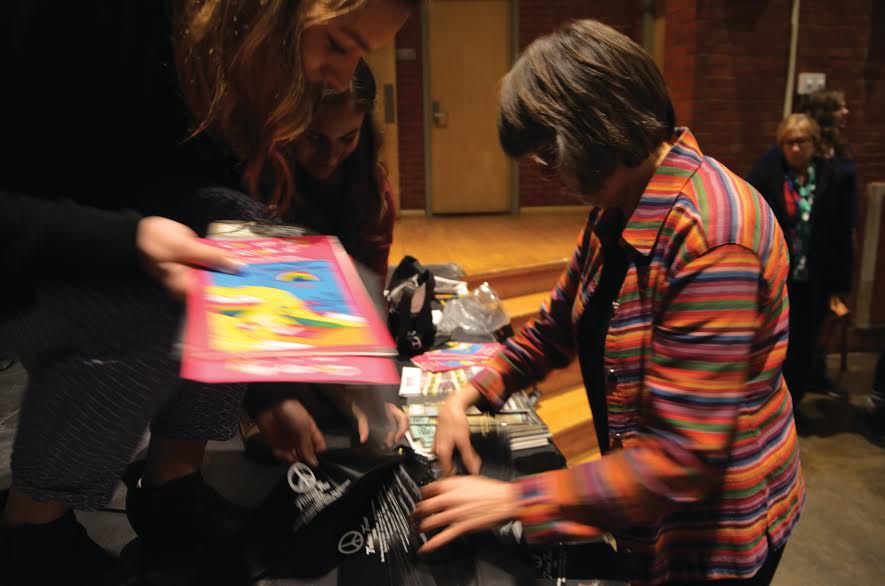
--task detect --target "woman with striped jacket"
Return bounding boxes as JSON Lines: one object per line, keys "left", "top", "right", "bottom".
{"left": 414, "top": 20, "right": 804, "bottom": 586}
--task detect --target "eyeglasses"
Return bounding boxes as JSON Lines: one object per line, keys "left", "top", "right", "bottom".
{"left": 529, "top": 143, "right": 559, "bottom": 176}
{"left": 783, "top": 138, "right": 812, "bottom": 149}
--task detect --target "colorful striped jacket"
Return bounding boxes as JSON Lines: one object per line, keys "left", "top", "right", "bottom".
{"left": 471, "top": 129, "right": 805, "bottom": 585}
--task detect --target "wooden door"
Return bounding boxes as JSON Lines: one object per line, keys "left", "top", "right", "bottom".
{"left": 364, "top": 44, "right": 401, "bottom": 214}
{"left": 428, "top": 0, "right": 512, "bottom": 214}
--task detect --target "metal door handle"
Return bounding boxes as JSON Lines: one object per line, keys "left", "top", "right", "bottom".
{"left": 432, "top": 100, "right": 448, "bottom": 128}
{"left": 383, "top": 84, "right": 396, "bottom": 123}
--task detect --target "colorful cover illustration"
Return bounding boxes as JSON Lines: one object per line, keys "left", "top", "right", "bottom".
{"left": 410, "top": 342, "right": 505, "bottom": 372}
{"left": 182, "top": 236, "right": 398, "bottom": 384}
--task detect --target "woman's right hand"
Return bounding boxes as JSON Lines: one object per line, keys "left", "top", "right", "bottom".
{"left": 254, "top": 398, "right": 327, "bottom": 466}
{"left": 136, "top": 216, "right": 245, "bottom": 298}
{"left": 433, "top": 386, "right": 483, "bottom": 476}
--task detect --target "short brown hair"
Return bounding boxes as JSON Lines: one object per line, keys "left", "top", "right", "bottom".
{"left": 498, "top": 19, "right": 675, "bottom": 191}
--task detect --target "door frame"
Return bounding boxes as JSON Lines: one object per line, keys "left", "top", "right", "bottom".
{"left": 421, "top": 0, "right": 520, "bottom": 217}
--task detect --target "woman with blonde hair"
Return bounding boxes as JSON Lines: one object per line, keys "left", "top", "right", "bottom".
{"left": 0, "top": 1, "right": 415, "bottom": 583}
{"left": 746, "top": 113, "right": 855, "bottom": 416}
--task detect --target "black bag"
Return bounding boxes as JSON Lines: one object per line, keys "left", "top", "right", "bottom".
{"left": 386, "top": 256, "right": 436, "bottom": 357}
{"left": 237, "top": 447, "right": 406, "bottom": 581}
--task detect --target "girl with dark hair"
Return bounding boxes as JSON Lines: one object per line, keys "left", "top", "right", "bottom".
{"left": 240, "top": 60, "right": 405, "bottom": 464}
{"left": 796, "top": 90, "right": 851, "bottom": 160}
{"left": 287, "top": 60, "right": 394, "bottom": 281}
{"left": 0, "top": 1, "right": 416, "bottom": 583}
{"left": 415, "top": 20, "right": 803, "bottom": 586}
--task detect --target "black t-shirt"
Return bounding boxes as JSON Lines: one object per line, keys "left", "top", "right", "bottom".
{"left": 576, "top": 209, "right": 629, "bottom": 454}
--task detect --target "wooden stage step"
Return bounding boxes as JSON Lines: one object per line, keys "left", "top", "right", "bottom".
{"left": 535, "top": 385, "right": 600, "bottom": 466}
{"left": 466, "top": 260, "right": 565, "bottom": 301}
{"left": 537, "top": 360, "right": 584, "bottom": 398}
{"left": 474, "top": 265, "right": 598, "bottom": 466}
{"left": 500, "top": 291, "right": 548, "bottom": 333}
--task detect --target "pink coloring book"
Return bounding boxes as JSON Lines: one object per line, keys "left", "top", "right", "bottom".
{"left": 181, "top": 236, "right": 398, "bottom": 384}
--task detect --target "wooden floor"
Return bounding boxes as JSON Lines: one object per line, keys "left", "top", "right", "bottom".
{"left": 390, "top": 209, "right": 589, "bottom": 275}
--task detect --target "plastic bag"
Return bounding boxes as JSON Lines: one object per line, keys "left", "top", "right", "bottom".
{"left": 437, "top": 282, "right": 509, "bottom": 337}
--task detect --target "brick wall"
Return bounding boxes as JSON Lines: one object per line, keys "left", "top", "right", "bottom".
{"left": 397, "top": 1, "right": 885, "bottom": 211}
{"left": 664, "top": 0, "right": 885, "bottom": 185}
{"left": 664, "top": 0, "right": 793, "bottom": 173}
{"left": 663, "top": 0, "right": 885, "bottom": 345}
{"left": 798, "top": 0, "right": 885, "bottom": 341}
{"left": 394, "top": 14, "right": 425, "bottom": 210}
{"left": 796, "top": 0, "right": 885, "bottom": 185}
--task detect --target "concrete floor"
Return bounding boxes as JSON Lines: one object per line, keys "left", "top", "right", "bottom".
{"left": 773, "top": 352, "right": 885, "bottom": 586}
{"left": 1, "top": 354, "right": 884, "bottom": 585}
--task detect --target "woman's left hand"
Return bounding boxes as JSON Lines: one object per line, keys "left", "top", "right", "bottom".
{"left": 412, "top": 476, "right": 520, "bottom": 553}
{"left": 349, "top": 398, "right": 408, "bottom": 447}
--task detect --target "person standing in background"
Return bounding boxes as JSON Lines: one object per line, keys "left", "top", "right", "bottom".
{"left": 865, "top": 352, "right": 885, "bottom": 446}
{"left": 796, "top": 90, "right": 857, "bottom": 395}
{"left": 746, "top": 114, "right": 855, "bottom": 422}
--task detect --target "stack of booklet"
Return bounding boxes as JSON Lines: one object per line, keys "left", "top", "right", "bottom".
{"left": 400, "top": 367, "right": 552, "bottom": 458}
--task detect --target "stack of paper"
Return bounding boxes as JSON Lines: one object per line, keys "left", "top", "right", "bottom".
{"left": 403, "top": 390, "right": 552, "bottom": 459}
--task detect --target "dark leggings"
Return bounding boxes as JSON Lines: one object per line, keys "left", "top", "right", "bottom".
{"left": 783, "top": 281, "right": 828, "bottom": 405}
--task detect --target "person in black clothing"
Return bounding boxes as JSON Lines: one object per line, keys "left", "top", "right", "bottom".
{"left": 0, "top": 1, "right": 414, "bottom": 584}
{"left": 863, "top": 352, "right": 885, "bottom": 446}
{"left": 795, "top": 90, "right": 857, "bottom": 394}
{"left": 746, "top": 114, "right": 854, "bottom": 417}
{"left": 864, "top": 352, "right": 885, "bottom": 446}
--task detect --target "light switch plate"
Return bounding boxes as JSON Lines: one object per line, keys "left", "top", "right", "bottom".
{"left": 797, "top": 72, "right": 826, "bottom": 95}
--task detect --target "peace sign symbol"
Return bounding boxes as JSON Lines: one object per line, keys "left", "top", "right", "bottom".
{"left": 337, "top": 530, "right": 365, "bottom": 555}
{"left": 287, "top": 462, "right": 317, "bottom": 494}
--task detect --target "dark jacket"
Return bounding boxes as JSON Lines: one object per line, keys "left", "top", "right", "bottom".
{"left": 745, "top": 145, "right": 854, "bottom": 295}
{"left": 286, "top": 167, "right": 395, "bottom": 282}
{"left": 0, "top": 2, "right": 238, "bottom": 286}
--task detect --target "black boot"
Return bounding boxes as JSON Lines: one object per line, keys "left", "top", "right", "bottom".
{"left": 0, "top": 490, "right": 117, "bottom": 586}
{"left": 864, "top": 398, "right": 885, "bottom": 448}
{"left": 811, "top": 351, "right": 833, "bottom": 391}
{"left": 123, "top": 461, "right": 250, "bottom": 565}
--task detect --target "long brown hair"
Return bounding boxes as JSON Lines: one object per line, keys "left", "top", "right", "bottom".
{"left": 287, "top": 60, "right": 391, "bottom": 257}
{"left": 171, "top": 0, "right": 372, "bottom": 212}
{"left": 795, "top": 90, "right": 851, "bottom": 159}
